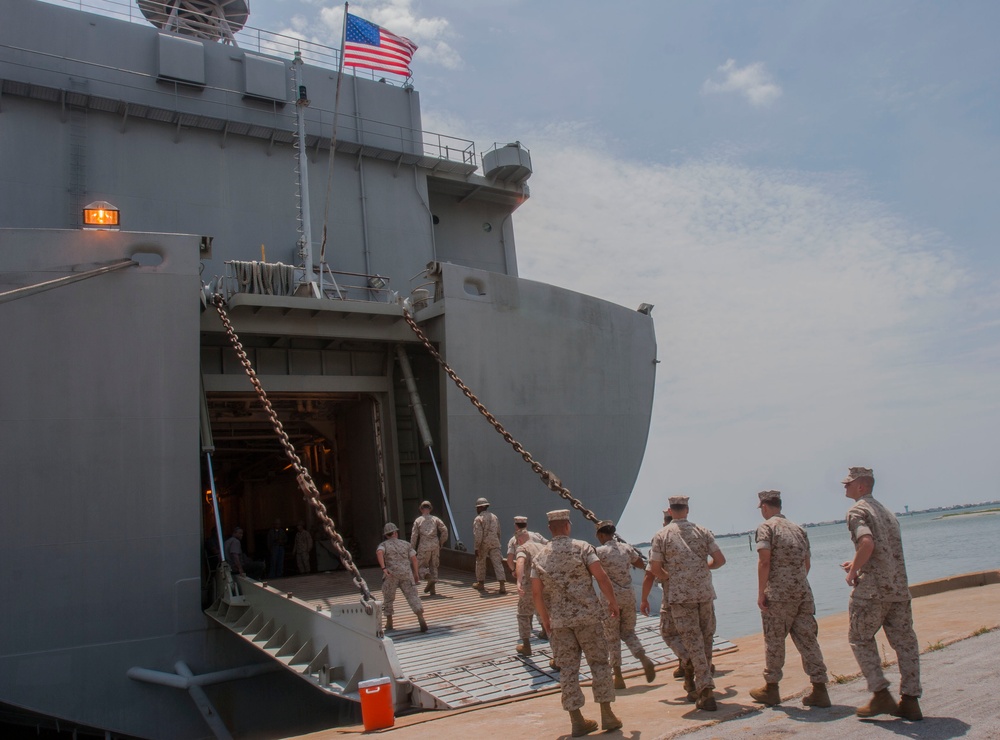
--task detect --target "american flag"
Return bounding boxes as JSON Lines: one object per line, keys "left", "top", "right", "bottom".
{"left": 342, "top": 14, "right": 418, "bottom": 77}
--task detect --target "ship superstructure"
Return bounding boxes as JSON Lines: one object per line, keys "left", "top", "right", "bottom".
{"left": 0, "top": 1, "right": 657, "bottom": 736}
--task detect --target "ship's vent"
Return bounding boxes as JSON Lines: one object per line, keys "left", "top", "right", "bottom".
{"left": 156, "top": 33, "right": 206, "bottom": 86}
{"left": 482, "top": 142, "right": 533, "bottom": 183}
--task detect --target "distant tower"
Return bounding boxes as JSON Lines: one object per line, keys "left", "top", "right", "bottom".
{"left": 904, "top": 505, "right": 910, "bottom": 515}
{"left": 137, "top": 0, "right": 250, "bottom": 45}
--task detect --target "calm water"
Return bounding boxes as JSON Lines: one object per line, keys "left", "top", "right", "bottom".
{"left": 634, "top": 505, "right": 1000, "bottom": 639}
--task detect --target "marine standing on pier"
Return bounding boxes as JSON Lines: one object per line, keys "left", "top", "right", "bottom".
{"left": 472, "top": 497, "right": 507, "bottom": 593}
{"left": 532, "top": 510, "right": 622, "bottom": 737}
{"left": 750, "top": 490, "right": 831, "bottom": 708}
{"left": 513, "top": 527, "right": 546, "bottom": 656}
{"left": 376, "top": 522, "right": 428, "bottom": 633}
{"left": 410, "top": 500, "right": 448, "bottom": 596}
{"left": 506, "top": 515, "right": 548, "bottom": 574}
{"left": 840, "top": 467, "right": 922, "bottom": 721}
{"left": 641, "top": 510, "right": 689, "bottom": 681}
{"left": 595, "top": 520, "right": 657, "bottom": 688}
{"left": 649, "top": 495, "right": 726, "bottom": 711}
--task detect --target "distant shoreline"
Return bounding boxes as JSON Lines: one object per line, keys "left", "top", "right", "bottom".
{"left": 936, "top": 507, "right": 1000, "bottom": 520}
{"left": 711, "top": 501, "right": 1000, "bottom": 540}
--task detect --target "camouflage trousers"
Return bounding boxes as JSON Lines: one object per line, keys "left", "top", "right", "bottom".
{"left": 516, "top": 584, "right": 538, "bottom": 639}
{"left": 671, "top": 601, "right": 716, "bottom": 691}
{"left": 550, "top": 622, "right": 615, "bottom": 711}
{"left": 475, "top": 542, "right": 505, "bottom": 583}
{"left": 382, "top": 574, "right": 423, "bottom": 618}
{"left": 849, "top": 597, "right": 921, "bottom": 697}
{"left": 761, "top": 599, "right": 828, "bottom": 684}
{"left": 659, "top": 607, "right": 687, "bottom": 664}
{"left": 603, "top": 598, "right": 645, "bottom": 667}
{"left": 416, "top": 542, "right": 440, "bottom": 583}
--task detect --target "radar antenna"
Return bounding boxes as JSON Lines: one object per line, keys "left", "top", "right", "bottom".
{"left": 137, "top": 0, "right": 250, "bottom": 45}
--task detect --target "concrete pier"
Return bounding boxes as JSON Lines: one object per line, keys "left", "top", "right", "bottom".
{"left": 309, "top": 570, "right": 1000, "bottom": 738}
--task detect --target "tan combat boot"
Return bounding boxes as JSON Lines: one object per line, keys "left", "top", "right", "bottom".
{"left": 472, "top": 581, "right": 485, "bottom": 591}
{"left": 695, "top": 686, "right": 717, "bottom": 711}
{"left": 897, "top": 694, "right": 923, "bottom": 721}
{"left": 672, "top": 663, "right": 686, "bottom": 679}
{"left": 600, "top": 702, "right": 623, "bottom": 731}
{"left": 749, "top": 682, "right": 781, "bottom": 706}
{"left": 683, "top": 665, "right": 696, "bottom": 699}
{"left": 636, "top": 651, "right": 656, "bottom": 683}
{"left": 613, "top": 666, "right": 626, "bottom": 690}
{"left": 803, "top": 682, "right": 831, "bottom": 708}
{"left": 498, "top": 581, "right": 507, "bottom": 595}
{"left": 417, "top": 615, "right": 428, "bottom": 633}
{"left": 515, "top": 638, "right": 532, "bottom": 657}
{"left": 384, "top": 616, "right": 393, "bottom": 631}
{"left": 568, "top": 708, "right": 598, "bottom": 737}
{"left": 423, "top": 581, "right": 431, "bottom": 594}
{"left": 427, "top": 582, "right": 436, "bottom": 596}
{"left": 856, "top": 688, "right": 897, "bottom": 718}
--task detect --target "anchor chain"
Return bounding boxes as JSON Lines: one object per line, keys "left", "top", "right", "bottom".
{"left": 400, "top": 306, "right": 607, "bottom": 530}
{"left": 212, "top": 295, "right": 376, "bottom": 611}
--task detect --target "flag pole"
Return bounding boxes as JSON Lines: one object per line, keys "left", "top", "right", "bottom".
{"left": 319, "top": 3, "right": 349, "bottom": 270}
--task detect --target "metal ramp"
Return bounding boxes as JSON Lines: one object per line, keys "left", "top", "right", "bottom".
{"left": 275, "top": 565, "right": 738, "bottom": 710}
{"left": 204, "top": 569, "right": 408, "bottom": 705}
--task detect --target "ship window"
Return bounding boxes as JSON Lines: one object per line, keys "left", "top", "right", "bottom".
{"left": 432, "top": 215, "right": 440, "bottom": 225}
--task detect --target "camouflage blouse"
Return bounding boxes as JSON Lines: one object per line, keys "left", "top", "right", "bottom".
{"left": 847, "top": 495, "right": 911, "bottom": 602}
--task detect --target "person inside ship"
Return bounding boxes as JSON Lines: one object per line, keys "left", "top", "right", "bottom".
{"left": 224, "top": 527, "right": 264, "bottom": 579}
{"left": 267, "top": 519, "right": 288, "bottom": 578}
{"left": 410, "top": 501, "right": 448, "bottom": 596}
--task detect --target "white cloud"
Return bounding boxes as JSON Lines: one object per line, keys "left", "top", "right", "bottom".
{"left": 453, "top": 123, "right": 997, "bottom": 538}
{"left": 702, "top": 59, "right": 783, "bottom": 107}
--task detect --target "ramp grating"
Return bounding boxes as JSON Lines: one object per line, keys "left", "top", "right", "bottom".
{"left": 274, "top": 566, "right": 737, "bottom": 709}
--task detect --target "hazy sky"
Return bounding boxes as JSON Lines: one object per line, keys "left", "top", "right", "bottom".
{"left": 68, "top": 1, "right": 1000, "bottom": 540}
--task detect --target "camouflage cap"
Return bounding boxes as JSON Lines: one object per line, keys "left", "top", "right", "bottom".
{"left": 757, "top": 490, "right": 782, "bottom": 507}
{"left": 668, "top": 495, "right": 689, "bottom": 507}
{"left": 383, "top": 522, "right": 398, "bottom": 535}
{"left": 841, "top": 467, "right": 874, "bottom": 484}
{"left": 475, "top": 497, "right": 490, "bottom": 507}
{"left": 513, "top": 516, "right": 528, "bottom": 524}
{"left": 595, "top": 519, "right": 615, "bottom": 531}
{"left": 546, "top": 509, "right": 571, "bottom": 522}
{"left": 419, "top": 500, "right": 432, "bottom": 510}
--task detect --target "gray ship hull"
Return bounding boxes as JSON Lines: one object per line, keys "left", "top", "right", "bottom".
{"left": 0, "top": 2, "right": 656, "bottom": 736}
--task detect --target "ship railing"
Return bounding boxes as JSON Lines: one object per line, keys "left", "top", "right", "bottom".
{"left": 312, "top": 265, "right": 398, "bottom": 304}
{"left": 46, "top": 0, "right": 401, "bottom": 83}
{"left": 4, "top": 19, "right": 477, "bottom": 168}
{"left": 221, "top": 261, "right": 397, "bottom": 304}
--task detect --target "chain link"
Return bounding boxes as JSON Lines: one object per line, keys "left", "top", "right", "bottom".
{"left": 400, "top": 306, "right": 607, "bottom": 529}
{"left": 212, "top": 296, "right": 375, "bottom": 610}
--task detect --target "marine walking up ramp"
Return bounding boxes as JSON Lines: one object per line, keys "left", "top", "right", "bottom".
{"left": 211, "top": 565, "right": 737, "bottom": 711}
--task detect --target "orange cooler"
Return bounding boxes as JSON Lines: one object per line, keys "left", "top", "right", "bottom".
{"left": 358, "top": 676, "right": 394, "bottom": 731}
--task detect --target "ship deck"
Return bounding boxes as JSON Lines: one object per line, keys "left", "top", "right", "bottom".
{"left": 271, "top": 566, "right": 737, "bottom": 710}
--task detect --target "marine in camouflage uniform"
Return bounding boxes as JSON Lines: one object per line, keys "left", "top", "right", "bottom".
{"left": 649, "top": 496, "right": 726, "bottom": 711}
{"left": 513, "top": 528, "right": 546, "bottom": 655}
{"left": 841, "top": 467, "right": 922, "bottom": 721}
{"left": 641, "top": 511, "right": 689, "bottom": 680}
{"left": 750, "top": 491, "right": 830, "bottom": 708}
{"left": 595, "top": 520, "right": 657, "bottom": 687}
{"left": 532, "top": 510, "right": 623, "bottom": 736}
{"left": 376, "top": 522, "right": 427, "bottom": 632}
{"left": 506, "top": 515, "right": 549, "bottom": 573}
{"left": 410, "top": 500, "right": 448, "bottom": 595}
{"left": 472, "top": 497, "right": 506, "bottom": 592}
